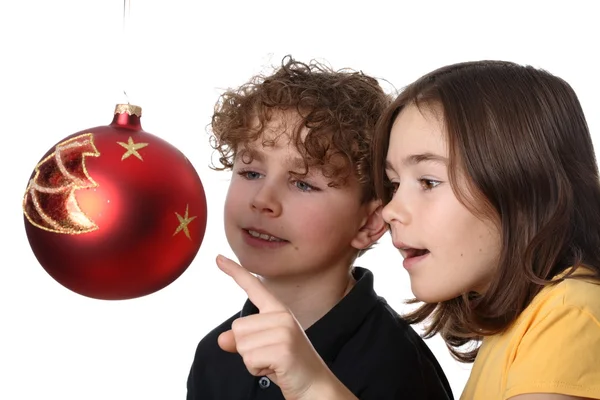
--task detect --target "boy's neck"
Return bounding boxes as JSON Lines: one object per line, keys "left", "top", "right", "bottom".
{"left": 258, "top": 265, "right": 357, "bottom": 330}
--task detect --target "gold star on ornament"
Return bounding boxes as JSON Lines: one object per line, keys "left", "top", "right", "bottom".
{"left": 173, "top": 204, "right": 197, "bottom": 240}
{"left": 117, "top": 137, "right": 149, "bottom": 161}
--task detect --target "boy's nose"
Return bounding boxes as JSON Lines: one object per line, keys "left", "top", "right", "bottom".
{"left": 251, "top": 185, "right": 282, "bottom": 217}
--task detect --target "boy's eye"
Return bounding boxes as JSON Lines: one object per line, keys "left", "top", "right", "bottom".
{"left": 238, "top": 170, "right": 262, "bottom": 180}
{"left": 294, "top": 180, "right": 316, "bottom": 192}
{"left": 419, "top": 178, "right": 441, "bottom": 190}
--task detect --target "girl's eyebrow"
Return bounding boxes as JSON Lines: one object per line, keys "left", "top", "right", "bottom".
{"left": 386, "top": 152, "right": 448, "bottom": 171}
{"left": 405, "top": 152, "right": 448, "bottom": 166}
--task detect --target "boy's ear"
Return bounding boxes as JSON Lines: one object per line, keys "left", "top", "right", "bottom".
{"left": 351, "top": 200, "right": 388, "bottom": 250}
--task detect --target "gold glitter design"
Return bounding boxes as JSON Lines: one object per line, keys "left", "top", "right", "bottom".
{"left": 114, "top": 104, "right": 142, "bottom": 117}
{"left": 23, "top": 133, "right": 101, "bottom": 234}
{"left": 117, "top": 137, "right": 149, "bottom": 161}
{"left": 173, "top": 204, "right": 197, "bottom": 240}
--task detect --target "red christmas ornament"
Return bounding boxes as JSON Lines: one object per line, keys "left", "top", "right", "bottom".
{"left": 22, "top": 104, "right": 208, "bottom": 300}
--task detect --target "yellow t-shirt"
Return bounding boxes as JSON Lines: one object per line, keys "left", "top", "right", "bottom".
{"left": 461, "top": 272, "right": 600, "bottom": 400}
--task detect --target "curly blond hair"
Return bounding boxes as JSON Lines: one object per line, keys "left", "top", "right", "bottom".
{"left": 209, "top": 55, "right": 391, "bottom": 202}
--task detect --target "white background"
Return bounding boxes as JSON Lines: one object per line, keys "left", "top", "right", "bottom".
{"left": 1, "top": 1, "right": 598, "bottom": 399}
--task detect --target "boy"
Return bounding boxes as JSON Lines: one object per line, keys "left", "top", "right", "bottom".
{"left": 186, "top": 56, "right": 453, "bottom": 399}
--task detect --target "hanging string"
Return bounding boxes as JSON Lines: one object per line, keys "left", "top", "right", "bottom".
{"left": 122, "top": 0, "right": 131, "bottom": 105}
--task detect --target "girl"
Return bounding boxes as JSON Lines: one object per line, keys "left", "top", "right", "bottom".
{"left": 372, "top": 60, "right": 600, "bottom": 399}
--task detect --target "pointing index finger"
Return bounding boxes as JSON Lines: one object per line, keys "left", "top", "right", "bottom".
{"left": 216, "top": 255, "right": 286, "bottom": 313}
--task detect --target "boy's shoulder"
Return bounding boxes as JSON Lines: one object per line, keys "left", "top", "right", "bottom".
{"left": 347, "top": 293, "right": 442, "bottom": 369}
{"left": 332, "top": 294, "right": 453, "bottom": 398}
{"left": 187, "top": 310, "right": 256, "bottom": 399}
{"left": 194, "top": 310, "right": 240, "bottom": 356}
{"left": 343, "top": 267, "right": 433, "bottom": 352}
{"left": 368, "top": 296, "right": 428, "bottom": 343}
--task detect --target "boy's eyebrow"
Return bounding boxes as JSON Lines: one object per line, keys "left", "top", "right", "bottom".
{"left": 237, "top": 147, "right": 263, "bottom": 162}
{"left": 385, "top": 153, "right": 448, "bottom": 171}
{"left": 237, "top": 148, "right": 308, "bottom": 171}
{"left": 287, "top": 157, "right": 307, "bottom": 170}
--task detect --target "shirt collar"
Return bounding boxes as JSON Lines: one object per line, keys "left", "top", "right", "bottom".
{"left": 239, "top": 267, "right": 379, "bottom": 363}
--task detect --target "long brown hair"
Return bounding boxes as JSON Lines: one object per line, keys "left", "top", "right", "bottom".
{"left": 372, "top": 60, "right": 600, "bottom": 362}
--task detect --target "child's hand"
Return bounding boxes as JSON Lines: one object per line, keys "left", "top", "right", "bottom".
{"left": 215, "top": 255, "right": 350, "bottom": 400}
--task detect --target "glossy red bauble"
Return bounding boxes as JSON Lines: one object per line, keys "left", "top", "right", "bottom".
{"left": 23, "top": 104, "right": 207, "bottom": 300}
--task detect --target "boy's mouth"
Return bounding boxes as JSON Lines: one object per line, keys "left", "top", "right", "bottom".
{"left": 245, "top": 229, "right": 287, "bottom": 242}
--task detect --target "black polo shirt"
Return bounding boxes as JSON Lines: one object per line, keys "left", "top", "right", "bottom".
{"left": 186, "top": 267, "right": 454, "bottom": 399}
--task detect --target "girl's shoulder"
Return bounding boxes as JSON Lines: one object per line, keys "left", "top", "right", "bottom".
{"left": 530, "top": 267, "right": 600, "bottom": 323}
{"left": 482, "top": 271, "right": 600, "bottom": 400}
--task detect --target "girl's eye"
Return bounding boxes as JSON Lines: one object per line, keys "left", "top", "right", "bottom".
{"left": 294, "top": 180, "right": 317, "bottom": 192}
{"left": 238, "top": 170, "right": 262, "bottom": 180}
{"left": 384, "top": 179, "right": 399, "bottom": 194}
{"left": 419, "top": 178, "right": 441, "bottom": 191}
